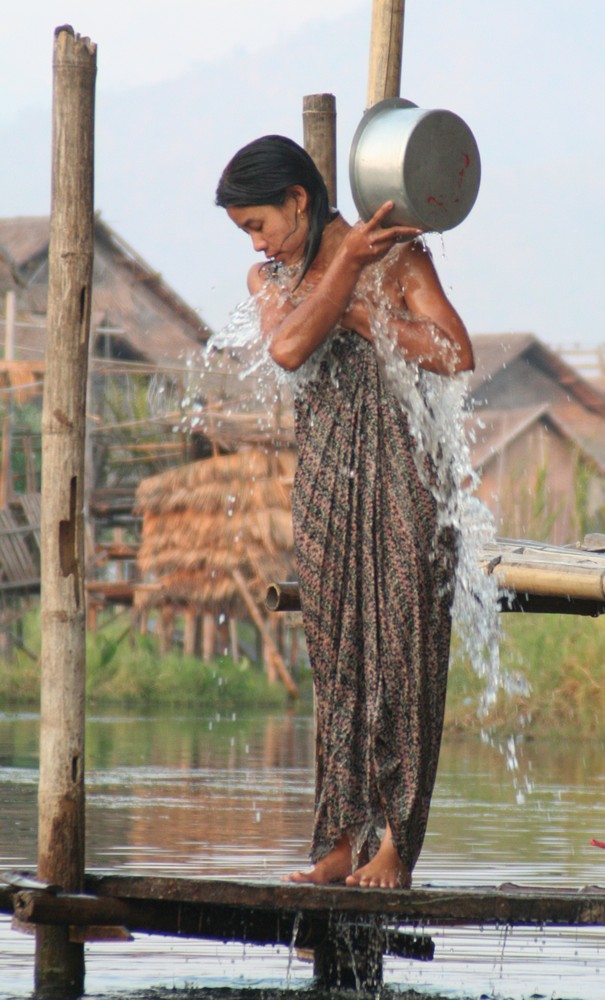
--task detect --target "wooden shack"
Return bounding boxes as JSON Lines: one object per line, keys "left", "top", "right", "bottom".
{"left": 0, "top": 214, "right": 213, "bottom": 512}
{"left": 0, "top": 215, "right": 211, "bottom": 363}
{"left": 468, "top": 333, "right": 605, "bottom": 544}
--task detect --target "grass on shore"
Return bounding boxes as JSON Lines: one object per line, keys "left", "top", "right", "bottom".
{"left": 2, "top": 610, "right": 605, "bottom": 738}
{"left": 0, "top": 613, "right": 306, "bottom": 711}
{"left": 446, "top": 611, "right": 605, "bottom": 739}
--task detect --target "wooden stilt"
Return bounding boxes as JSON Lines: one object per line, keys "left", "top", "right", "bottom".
{"left": 202, "top": 610, "right": 217, "bottom": 661}
{"left": 229, "top": 616, "right": 239, "bottom": 661}
{"left": 313, "top": 916, "right": 384, "bottom": 990}
{"left": 183, "top": 605, "right": 198, "bottom": 656}
{"left": 36, "top": 24, "right": 96, "bottom": 999}
{"left": 232, "top": 568, "right": 298, "bottom": 697}
{"left": 158, "top": 604, "right": 175, "bottom": 655}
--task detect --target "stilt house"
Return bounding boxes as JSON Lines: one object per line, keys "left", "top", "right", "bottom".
{"left": 468, "top": 333, "right": 605, "bottom": 544}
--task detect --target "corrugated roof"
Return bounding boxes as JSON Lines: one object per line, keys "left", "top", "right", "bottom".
{"left": 468, "top": 400, "right": 605, "bottom": 476}
{"left": 468, "top": 333, "right": 536, "bottom": 393}
{"left": 0, "top": 217, "right": 50, "bottom": 270}
{"left": 0, "top": 215, "right": 213, "bottom": 366}
{"left": 548, "top": 401, "right": 605, "bottom": 475}
{"left": 469, "top": 332, "right": 605, "bottom": 418}
{"left": 467, "top": 404, "right": 550, "bottom": 470}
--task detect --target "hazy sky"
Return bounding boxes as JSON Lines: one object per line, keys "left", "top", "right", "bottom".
{"left": 2, "top": 1, "right": 605, "bottom": 351}
{"left": 0, "top": 0, "right": 360, "bottom": 118}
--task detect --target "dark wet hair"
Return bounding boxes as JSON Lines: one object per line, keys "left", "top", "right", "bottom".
{"left": 215, "top": 135, "right": 331, "bottom": 283}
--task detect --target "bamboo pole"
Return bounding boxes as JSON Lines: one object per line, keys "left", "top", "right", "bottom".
{"left": 486, "top": 560, "right": 605, "bottom": 602}
{"left": 367, "top": 0, "right": 406, "bottom": 107}
{"left": 302, "top": 94, "right": 337, "bottom": 207}
{"left": 36, "top": 25, "right": 96, "bottom": 998}
{"left": 5, "top": 289, "right": 16, "bottom": 360}
{"left": 266, "top": 544, "right": 605, "bottom": 613}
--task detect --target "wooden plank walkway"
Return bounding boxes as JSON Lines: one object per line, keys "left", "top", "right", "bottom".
{"left": 83, "top": 874, "right": 605, "bottom": 926}
{"left": 3, "top": 872, "right": 605, "bottom": 988}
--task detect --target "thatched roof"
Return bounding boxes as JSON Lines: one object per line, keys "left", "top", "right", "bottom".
{"left": 135, "top": 448, "right": 296, "bottom": 612}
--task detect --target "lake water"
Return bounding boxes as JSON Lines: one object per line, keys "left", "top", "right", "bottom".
{"left": 1, "top": 707, "right": 605, "bottom": 1000}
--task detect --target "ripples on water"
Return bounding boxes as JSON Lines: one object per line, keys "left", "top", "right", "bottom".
{"left": 2, "top": 710, "right": 605, "bottom": 999}
{"left": 9, "top": 262, "right": 598, "bottom": 996}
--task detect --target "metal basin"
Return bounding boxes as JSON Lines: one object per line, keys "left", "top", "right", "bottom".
{"left": 349, "top": 97, "right": 481, "bottom": 232}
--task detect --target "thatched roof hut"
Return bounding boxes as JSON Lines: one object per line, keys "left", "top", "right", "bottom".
{"left": 134, "top": 448, "right": 296, "bottom": 614}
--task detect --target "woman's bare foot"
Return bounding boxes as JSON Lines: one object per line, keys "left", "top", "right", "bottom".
{"left": 285, "top": 834, "right": 352, "bottom": 884}
{"left": 345, "top": 823, "right": 411, "bottom": 889}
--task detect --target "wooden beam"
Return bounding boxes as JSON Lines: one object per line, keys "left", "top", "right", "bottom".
{"left": 9, "top": 872, "right": 600, "bottom": 928}
{"left": 367, "top": 0, "right": 406, "bottom": 107}
{"left": 11, "top": 887, "right": 430, "bottom": 957}
{"left": 6, "top": 870, "right": 605, "bottom": 930}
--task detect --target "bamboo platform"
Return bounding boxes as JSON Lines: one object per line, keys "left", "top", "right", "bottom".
{"left": 267, "top": 535, "right": 605, "bottom": 616}
{"left": 3, "top": 871, "right": 605, "bottom": 989}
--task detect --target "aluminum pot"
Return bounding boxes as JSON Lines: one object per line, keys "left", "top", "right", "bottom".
{"left": 349, "top": 97, "right": 481, "bottom": 232}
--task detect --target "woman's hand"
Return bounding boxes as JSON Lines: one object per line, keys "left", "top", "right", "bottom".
{"left": 337, "top": 201, "right": 422, "bottom": 272}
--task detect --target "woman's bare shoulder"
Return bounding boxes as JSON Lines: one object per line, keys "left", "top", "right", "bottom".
{"left": 247, "top": 262, "right": 266, "bottom": 294}
{"left": 247, "top": 261, "right": 283, "bottom": 295}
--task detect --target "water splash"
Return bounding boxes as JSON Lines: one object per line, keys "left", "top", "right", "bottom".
{"left": 179, "top": 252, "right": 504, "bottom": 702}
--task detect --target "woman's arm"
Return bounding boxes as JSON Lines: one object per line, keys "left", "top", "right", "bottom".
{"left": 383, "top": 241, "right": 474, "bottom": 375}
{"left": 248, "top": 249, "right": 362, "bottom": 371}
{"left": 249, "top": 202, "right": 419, "bottom": 371}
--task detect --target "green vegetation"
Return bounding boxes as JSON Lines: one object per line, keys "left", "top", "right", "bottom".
{"left": 3, "top": 608, "right": 605, "bottom": 738}
{"left": 446, "top": 611, "right": 605, "bottom": 739}
{"left": 0, "top": 610, "right": 306, "bottom": 711}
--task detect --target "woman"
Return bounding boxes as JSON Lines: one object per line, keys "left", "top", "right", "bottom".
{"left": 216, "top": 135, "right": 474, "bottom": 889}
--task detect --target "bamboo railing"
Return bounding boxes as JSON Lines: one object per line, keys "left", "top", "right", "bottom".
{"left": 267, "top": 536, "right": 605, "bottom": 616}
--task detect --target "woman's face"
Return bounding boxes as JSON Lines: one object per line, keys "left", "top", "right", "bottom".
{"left": 227, "top": 193, "right": 309, "bottom": 267}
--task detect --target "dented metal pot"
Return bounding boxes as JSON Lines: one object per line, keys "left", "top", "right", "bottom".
{"left": 349, "top": 97, "right": 481, "bottom": 232}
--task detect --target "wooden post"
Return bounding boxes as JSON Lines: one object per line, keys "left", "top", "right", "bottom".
{"left": 158, "top": 603, "right": 175, "bottom": 654}
{"left": 202, "top": 610, "right": 217, "bottom": 661}
{"left": 367, "top": 0, "right": 406, "bottom": 107}
{"left": 229, "top": 616, "right": 239, "bottom": 662}
{"left": 232, "top": 568, "right": 299, "bottom": 698}
{"left": 183, "top": 605, "right": 198, "bottom": 657}
{"left": 302, "top": 94, "right": 337, "bottom": 207}
{"left": 5, "top": 288, "right": 16, "bottom": 360}
{"left": 0, "top": 290, "right": 16, "bottom": 507}
{"left": 36, "top": 25, "right": 96, "bottom": 999}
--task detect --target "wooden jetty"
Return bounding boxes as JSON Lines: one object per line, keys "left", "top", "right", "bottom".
{"left": 267, "top": 536, "right": 605, "bottom": 617}
{"left": 3, "top": 871, "right": 605, "bottom": 989}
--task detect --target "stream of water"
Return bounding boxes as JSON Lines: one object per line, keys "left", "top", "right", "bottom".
{"left": 1, "top": 708, "right": 605, "bottom": 999}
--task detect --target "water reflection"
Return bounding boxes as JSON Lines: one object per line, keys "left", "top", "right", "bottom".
{"left": 1, "top": 709, "right": 605, "bottom": 998}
